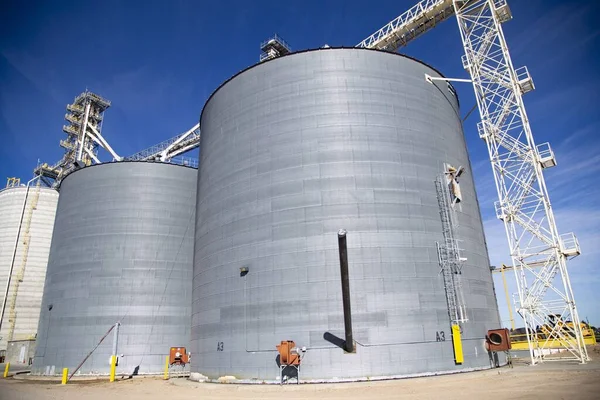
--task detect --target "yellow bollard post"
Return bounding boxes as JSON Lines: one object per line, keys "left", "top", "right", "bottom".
{"left": 3, "top": 362, "right": 9, "bottom": 378}
{"left": 163, "top": 355, "right": 169, "bottom": 380}
{"left": 500, "top": 264, "right": 516, "bottom": 331}
{"left": 61, "top": 368, "right": 69, "bottom": 385}
{"left": 109, "top": 355, "right": 116, "bottom": 382}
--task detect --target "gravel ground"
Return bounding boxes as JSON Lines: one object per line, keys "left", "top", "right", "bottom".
{"left": 1, "top": 355, "right": 599, "bottom": 400}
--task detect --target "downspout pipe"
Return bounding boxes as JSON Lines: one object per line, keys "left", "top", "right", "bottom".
{"left": 338, "top": 229, "right": 354, "bottom": 353}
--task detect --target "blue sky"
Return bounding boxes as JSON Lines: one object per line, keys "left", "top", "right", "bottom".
{"left": 1, "top": 0, "right": 599, "bottom": 326}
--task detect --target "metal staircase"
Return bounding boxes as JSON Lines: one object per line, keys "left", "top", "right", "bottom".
{"left": 6, "top": 180, "right": 41, "bottom": 341}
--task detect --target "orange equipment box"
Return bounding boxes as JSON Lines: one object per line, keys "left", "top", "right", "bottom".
{"left": 277, "top": 340, "right": 301, "bottom": 365}
{"left": 169, "top": 347, "right": 189, "bottom": 365}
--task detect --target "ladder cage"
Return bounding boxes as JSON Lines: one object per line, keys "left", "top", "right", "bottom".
{"left": 435, "top": 175, "right": 468, "bottom": 324}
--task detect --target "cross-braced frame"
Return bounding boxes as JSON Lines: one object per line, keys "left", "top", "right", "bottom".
{"left": 453, "top": 0, "right": 588, "bottom": 364}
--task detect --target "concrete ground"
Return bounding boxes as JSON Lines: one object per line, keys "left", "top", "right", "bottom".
{"left": 1, "top": 355, "right": 599, "bottom": 400}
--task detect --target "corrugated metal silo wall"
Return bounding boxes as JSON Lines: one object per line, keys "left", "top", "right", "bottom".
{"left": 32, "top": 162, "right": 196, "bottom": 375}
{"left": 0, "top": 187, "right": 58, "bottom": 354}
{"left": 193, "top": 48, "right": 502, "bottom": 380}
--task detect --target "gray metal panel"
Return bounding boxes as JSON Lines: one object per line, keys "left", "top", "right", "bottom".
{"left": 192, "top": 48, "right": 502, "bottom": 380}
{"left": 32, "top": 162, "right": 196, "bottom": 375}
{"left": 0, "top": 186, "right": 59, "bottom": 352}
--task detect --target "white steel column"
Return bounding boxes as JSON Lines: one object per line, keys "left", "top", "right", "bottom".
{"left": 76, "top": 102, "right": 92, "bottom": 162}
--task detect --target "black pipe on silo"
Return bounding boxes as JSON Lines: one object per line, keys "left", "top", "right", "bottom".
{"left": 337, "top": 229, "right": 354, "bottom": 353}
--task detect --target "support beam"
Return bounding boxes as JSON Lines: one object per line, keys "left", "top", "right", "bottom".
{"left": 84, "top": 147, "right": 101, "bottom": 164}
{"left": 425, "top": 73, "right": 472, "bottom": 83}
{"left": 87, "top": 123, "right": 122, "bottom": 161}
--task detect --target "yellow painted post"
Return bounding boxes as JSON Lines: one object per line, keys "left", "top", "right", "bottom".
{"left": 451, "top": 324, "right": 464, "bottom": 364}
{"left": 163, "top": 355, "right": 169, "bottom": 380}
{"left": 3, "top": 362, "right": 9, "bottom": 378}
{"left": 109, "top": 355, "right": 116, "bottom": 382}
{"left": 61, "top": 368, "right": 69, "bottom": 385}
{"left": 501, "top": 264, "right": 515, "bottom": 331}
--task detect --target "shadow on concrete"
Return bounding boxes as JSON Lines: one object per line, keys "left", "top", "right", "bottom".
{"left": 323, "top": 332, "right": 346, "bottom": 350}
{"left": 275, "top": 354, "right": 299, "bottom": 383}
{"left": 127, "top": 365, "right": 140, "bottom": 379}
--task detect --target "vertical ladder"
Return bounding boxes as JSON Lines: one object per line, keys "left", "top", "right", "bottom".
{"left": 435, "top": 175, "right": 468, "bottom": 325}
{"left": 6, "top": 180, "right": 41, "bottom": 342}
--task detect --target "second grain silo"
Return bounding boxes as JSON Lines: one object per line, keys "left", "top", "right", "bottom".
{"left": 191, "top": 48, "right": 503, "bottom": 381}
{"left": 32, "top": 162, "right": 196, "bottom": 375}
{"left": 0, "top": 181, "right": 58, "bottom": 364}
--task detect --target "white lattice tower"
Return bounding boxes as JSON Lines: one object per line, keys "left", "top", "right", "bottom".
{"left": 452, "top": 0, "right": 588, "bottom": 363}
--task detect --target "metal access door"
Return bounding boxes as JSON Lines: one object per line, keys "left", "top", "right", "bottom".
{"left": 18, "top": 345, "right": 26, "bottom": 363}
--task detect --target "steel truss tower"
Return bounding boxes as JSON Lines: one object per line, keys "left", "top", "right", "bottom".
{"left": 34, "top": 91, "right": 121, "bottom": 187}
{"left": 453, "top": 0, "right": 588, "bottom": 363}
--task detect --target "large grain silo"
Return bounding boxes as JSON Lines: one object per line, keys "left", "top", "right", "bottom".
{"left": 0, "top": 184, "right": 58, "bottom": 363}
{"left": 32, "top": 162, "right": 196, "bottom": 375}
{"left": 191, "top": 48, "right": 502, "bottom": 381}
